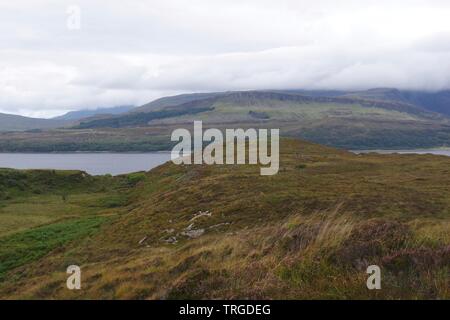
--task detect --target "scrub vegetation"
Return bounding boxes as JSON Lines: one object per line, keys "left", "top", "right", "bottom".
{"left": 0, "top": 138, "right": 448, "bottom": 299}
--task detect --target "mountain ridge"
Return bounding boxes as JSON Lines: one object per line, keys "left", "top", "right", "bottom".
{"left": 0, "top": 106, "right": 134, "bottom": 132}
{"left": 2, "top": 88, "right": 450, "bottom": 150}
{"left": 77, "top": 89, "right": 447, "bottom": 129}
{"left": 132, "top": 88, "right": 450, "bottom": 116}
{"left": 53, "top": 105, "right": 134, "bottom": 121}
{"left": 0, "top": 112, "right": 69, "bottom": 132}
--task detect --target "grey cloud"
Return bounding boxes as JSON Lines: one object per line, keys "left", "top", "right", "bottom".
{"left": 1, "top": 0, "right": 450, "bottom": 116}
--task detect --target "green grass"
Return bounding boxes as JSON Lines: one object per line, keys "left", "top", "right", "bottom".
{"left": 0, "top": 193, "right": 124, "bottom": 237}
{"left": 0, "top": 168, "right": 129, "bottom": 237}
{"left": 0, "top": 216, "right": 109, "bottom": 281}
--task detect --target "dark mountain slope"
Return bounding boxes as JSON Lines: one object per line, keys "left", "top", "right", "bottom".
{"left": 282, "top": 88, "right": 450, "bottom": 116}
{"left": 76, "top": 98, "right": 216, "bottom": 129}
{"left": 407, "top": 90, "right": 450, "bottom": 115}
{"left": 348, "top": 89, "right": 450, "bottom": 116}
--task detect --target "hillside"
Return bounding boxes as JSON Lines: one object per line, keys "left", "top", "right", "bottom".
{"left": 133, "top": 89, "right": 450, "bottom": 116}
{"left": 0, "top": 112, "right": 70, "bottom": 132}
{"left": 71, "top": 90, "right": 450, "bottom": 150}
{"left": 53, "top": 106, "right": 134, "bottom": 121}
{"left": 80, "top": 90, "right": 445, "bottom": 128}
{"left": 133, "top": 92, "right": 224, "bottom": 113}
{"left": 0, "top": 138, "right": 448, "bottom": 299}
{"left": 343, "top": 88, "right": 450, "bottom": 116}
{"left": 0, "top": 127, "right": 173, "bottom": 152}
{"left": 0, "top": 106, "right": 134, "bottom": 132}
{"left": 277, "top": 88, "right": 450, "bottom": 116}
{"left": 2, "top": 89, "right": 450, "bottom": 150}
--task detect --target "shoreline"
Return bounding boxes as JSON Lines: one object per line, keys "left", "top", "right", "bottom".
{"left": 352, "top": 148, "right": 450, "bottom": 155}
{"left": 0, "top": 150, "right": 172, "bottom": 155}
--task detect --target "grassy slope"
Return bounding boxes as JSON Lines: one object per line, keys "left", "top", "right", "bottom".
{"left": 0, "top": 169, "right": 131, "bottom": 235}
{"left": 152, "top": 100, "right": 423, "bottom": 123}
{"left": 0, "top": 216, "right": 107, "bottom": 281}
{"left": 0, "top": 169, "right": 137, "bottom": 282}
{"left": 0, "top": 138, "right": 448, "bottom": 299}
{"left": 144, "top": 95, "right": 450, "bottom": 149}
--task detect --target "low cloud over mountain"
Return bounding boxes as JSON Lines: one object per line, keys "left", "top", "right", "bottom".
{"left": 1, "top": 1, "right": 450, "bottom": 117}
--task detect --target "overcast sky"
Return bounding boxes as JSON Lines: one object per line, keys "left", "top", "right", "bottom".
{"left": 2, "top": 0, "right": 450, "bottom": 117}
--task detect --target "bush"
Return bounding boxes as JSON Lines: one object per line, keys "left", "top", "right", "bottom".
{"left": 381, "top": 246, "right": 450, "bottom": 274}
{"left": 127, "top": 173, "right": 146, "bottom": 186}
{"left": 332, "top": 219, "right": 412, "bottom": 269}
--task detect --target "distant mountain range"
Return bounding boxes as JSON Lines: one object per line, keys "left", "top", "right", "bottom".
{"left": 1, "top": 89, "right": 450, "bottom": 150}
{"left": 132, "top": 88, "right": 450, "bottom": 116}
{"left": 288, "top": 88, "right": 450, "bottom": 116}
{"left": 0, "top": 113, "right": 68, "bottom": 132}
{"left": 52, "top": 106, "right": 134, "bottom": 121}
{"left": 0, "top": 106, "right": 134, "bottom": 131}
{"left": 74, "top": 89, "right": 450, "bottom": 130}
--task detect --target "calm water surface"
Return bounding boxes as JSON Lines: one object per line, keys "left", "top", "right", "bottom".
{"left": 1, "top": 149, "right": 449, "bottom": 176}
{"left": 0, "top": 152, "right": 171, "bottom": 176}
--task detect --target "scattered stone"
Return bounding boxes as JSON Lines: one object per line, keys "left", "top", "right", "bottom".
{"left": 181, "top": 229, "right": 205, "bottom": 239}
{"left": 181, "top": 223, "right": 205, "bottom": 238}
{"left": 138, "top": 236, "right": 148, "bottom": 245}
{"left": 190, "top": 210, "right": 212, "bottom": 221}
{"left": 163, "top": 236, "right": 178, "bottom": 244}
{"left": 208, "top": 222, "right": 231, "bottom": 229}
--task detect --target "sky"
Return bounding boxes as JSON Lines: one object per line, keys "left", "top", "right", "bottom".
{"left": 1, "top": 0, "right": 450, "bottom": 118}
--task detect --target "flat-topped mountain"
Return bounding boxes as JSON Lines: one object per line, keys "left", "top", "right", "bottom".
{"left": 76, "top": 89, "right": 448, "bottom": 128}
{"left": 134, "top": 88, "right": 450, "bottom": 116}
